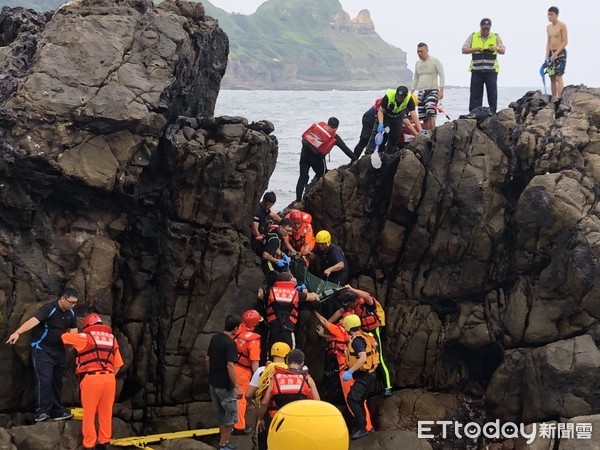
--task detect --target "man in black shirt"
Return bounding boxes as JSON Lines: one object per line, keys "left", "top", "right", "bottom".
{"left": 251, "top": 191, "right": 282, "bottom": 252}
{"left": 261, "top": 218, "right": 295, "bottom": 286}
{"left": 377, "top": 86, "right": 423, "bottom": 154}
{"left": 206, "top": 314, "right": 243, "bottom": 450}
{"left": 295, "top": 117, "right": 357, "bottom": 202}
{"left": 6, "top": 288, "right": 79, "bottom": 422}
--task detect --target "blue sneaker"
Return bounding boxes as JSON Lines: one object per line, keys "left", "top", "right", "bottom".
{"left": 217, "top": 443, "right": 235, "bottom": 450}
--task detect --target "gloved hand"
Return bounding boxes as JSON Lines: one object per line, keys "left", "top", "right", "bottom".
{"left": 377, "top": 123, "right": 384, "bottom": 134}
{"left": 276, "top": 259, "right": 286, "bottom": 268}
{"left": 281, "top": 254, "right": 291, "bottom": 265}
{"left": 295, "top": 283, "right": 306, "bottom": 291}
{"left": 342, "top": 370, "right": 353, "bottom": 382}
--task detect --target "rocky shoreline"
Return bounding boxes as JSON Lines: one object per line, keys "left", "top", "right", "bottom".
{"left": 1, "top": 1, "right": 600, "bottom": 449}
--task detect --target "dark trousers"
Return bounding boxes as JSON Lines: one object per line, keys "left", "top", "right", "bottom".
{"left": 32, "top": 347, "right": 66, "bottom": 418}
{"left": 266, "top": 325, "right": 295, "bottom": 355}
{"left": 382, "top": 115, "right": 403, "bottom": 154}
{"left": 296, "top": 142, "right": 326, "bottom": 202}
{"left": 469, "top": 71, "right": 498, "bottom": 114}
{"left": 354, "top": 114, "right": 376, "bottom": 158}
{"left": 347, "top": 372, "right": 376, "bottom": 430}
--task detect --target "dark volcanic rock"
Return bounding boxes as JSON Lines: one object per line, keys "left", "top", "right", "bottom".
{"left": 0, "top": 0, "right": 277, "bottom": 442}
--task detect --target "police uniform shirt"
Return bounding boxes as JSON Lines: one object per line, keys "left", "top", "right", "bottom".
{"left": 32, "top": 300, "right": 77, "bottom": 350}
{"left": 253, "top": 205, "right": 271, "bottom": 235}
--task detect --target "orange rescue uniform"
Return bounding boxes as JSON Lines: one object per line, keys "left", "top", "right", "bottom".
{"left": 324, "top": 321, "right": 372, "bottom": 431}
{"left": 233, "top": 324, "right": 261, "bottom": 431}
{"left": 284, "top": 211, "right": 316, "bottom": 255}
{"left": 62, "top": 325, "right": 124, "bottom": 449}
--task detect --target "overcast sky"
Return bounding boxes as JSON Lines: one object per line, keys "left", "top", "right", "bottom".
{"left": 208, "top": 0, "right": 598, "bottom": 88}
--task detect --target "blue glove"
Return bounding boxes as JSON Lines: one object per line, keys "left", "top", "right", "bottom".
{"left": 377, "top": 123, "right": 384, "bottom": 134}
{"left": 295, "top": 283, "right": 306, "bottom": 291}
{"left": 342, "top": 370, "right": 353, "bottom": 382}
{"left": 276, "top": 259, "right": 286, "bottom": 268}
{"left": 282, "top": 254, "right": 291, "bottom": 265}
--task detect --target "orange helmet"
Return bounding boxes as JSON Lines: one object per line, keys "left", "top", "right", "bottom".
{"left": 82, "top": 313, "right": 103, "bottom": 329}
{"left": 289, "top": 210, "right": 303, "bottom": 224}
{"left": 242, "top": 309, "right": 263, "bottom": 328}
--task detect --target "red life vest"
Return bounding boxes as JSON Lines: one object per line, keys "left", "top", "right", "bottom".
{"left": 234, "top": 326, "right": 261, "bottom": 370}
{"left": 302, "top": 122, "right": 337, "bottom": 156}
{"left": 268, "top": 366, "right": 313, "bottom": 417}
{"left": 348, "top": 298, "right": 380, "bottom": 332}
{"left": 267, "top": 280, "right": 300, "bottom": 330}
{"left": 75, "top": 324, "right": 117, "bottom": 375}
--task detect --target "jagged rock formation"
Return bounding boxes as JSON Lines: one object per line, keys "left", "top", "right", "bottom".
{"left": 0, "top": 1, "right": 277, "bottom": 447}
{"left": 303, "top": 86, "right": 600, "bottom": 442}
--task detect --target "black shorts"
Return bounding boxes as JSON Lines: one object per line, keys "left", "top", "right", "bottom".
{"left": 547, "top": 49, "right": 567, "bottom": 76}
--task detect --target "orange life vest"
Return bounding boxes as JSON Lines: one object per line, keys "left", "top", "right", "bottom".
{"left": 75, "top": 324, "right": 117, "bottom": 375}
{"left": 268, "top": 366, "right": 313, "bottom": 417}
{"left": 302, "top": 122, "right": 337, "bottom": 156}
{"left": 348, "top": 298, "right": 380, "bottom": 332}
{"left": 267, "top": 280, "right": 300, "bottom": 330}
{"left": 285, "top": 212, "right": 315, "bottom": 254}
{"left": 345, "top": 331, "right": 379, "bottom": 373}
{"left": 234, "top": 326, "right": 261, "bottom": 370}
{"left": 326, "top": 323, "right": 349, "bottom": 368}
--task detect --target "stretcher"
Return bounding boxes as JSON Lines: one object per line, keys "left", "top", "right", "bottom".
{"left": 110, "top": 428, "right": 220, "bottom": 449}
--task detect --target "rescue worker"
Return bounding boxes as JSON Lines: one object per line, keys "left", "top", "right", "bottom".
{"left": 233, "top": 309, "right": 263, "bottom": 435}
{"left": 283, "top": 209, "right": 316, "bottom": 256}
{"left": 267, "top": 400, "right": 349, "bottom": 450}
{"left": 308, "top": 230, "right": 349, "bottom": 318}
{"left": 260, "top": 219, "right": 294, "bottom": 286}
{"left": 295, "top": 117, "right": 357, "bottom": 202}
{"left": 353, "top": 98, "right": 382, "bottom": 158}
{"left": 377, "top": 86, "right": 423, "bottom": 154}
{"left": 257, "top": 349, "right": 319, "bottom": 446}
{"left": 247, "top": 342, "right": 291, "bottom": 450}
{"left": 61, "top": 313, "right": 124, "bottom": 450}
{"left": 251, "top": 191, "right": 281, "bottom": 253}
{"left": 330, "top": 285, "right": 392, "bottom": 396}
{"left": 341, "top": 314, "right": 379, "bottom": 440}
{"left": 266, "top": 272, "right": 319, "bottom": 351}
{"left": 6, "top": 288, "right": 79, "bottom": 422}
{"left": 314, "top": 311, "right": 373, "bottom": 431}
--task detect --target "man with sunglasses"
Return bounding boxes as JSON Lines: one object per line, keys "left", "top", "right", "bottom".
{"left": 6, "top": 288, "right": 79, "bottom": 422}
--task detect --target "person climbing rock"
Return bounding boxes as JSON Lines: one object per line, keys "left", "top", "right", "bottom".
{"left": 295, "top": 117, "right": 357, "bottom": 202}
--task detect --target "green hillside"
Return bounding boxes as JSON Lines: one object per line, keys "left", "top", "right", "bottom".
{"left": 203, "top": 0, "right": 411, "bottom": 89}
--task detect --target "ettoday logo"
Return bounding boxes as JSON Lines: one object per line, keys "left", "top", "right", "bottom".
{"left": 418, "top": 420, "right": 593, "bottom": 444}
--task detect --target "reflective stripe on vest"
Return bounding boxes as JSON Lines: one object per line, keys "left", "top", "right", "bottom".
{"left": 345, "top": 331, "right": 380, "bottom": 373}
{"left": 76, "top": 325, "right": 116, "bottom": 374}
{"left": 268, "top": 367, "right": 312, "bottom": 416}
{"left": 302, "top": 122, "right": 337, "bottom": 156}
{"left": 469, "top": 32, "right": 499, "bottom": 72}
{"left": 352, "top": 298, "right": 380, "bottom": 332}
{"left": 267, "top": 281, "right": 299, "bottom": 330}
{"left": 384, "top": 89, "right": 411, "bottom": 117}
{"left": 234, "top": 329, "right": 261, "bottom": 370}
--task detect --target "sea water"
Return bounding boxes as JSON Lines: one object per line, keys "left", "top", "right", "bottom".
{"left": 215, "top": 87, "right": 535, "bottom": 207}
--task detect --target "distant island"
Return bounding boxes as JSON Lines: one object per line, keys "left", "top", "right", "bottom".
{"left": 0, "top": 0, "right": 412, "bottom": 90}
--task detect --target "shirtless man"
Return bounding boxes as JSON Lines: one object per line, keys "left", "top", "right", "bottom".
{"left": 545, "top": 6, "right": 568, "bottom": 98}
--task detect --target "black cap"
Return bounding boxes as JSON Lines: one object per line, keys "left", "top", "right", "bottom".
{"left": 396, "top": 86, "right": 409, "bottom": 97}
{"left": 480, "top": 18, "right": 492, "bottom": 27}
{"left": 341, "top": 292, "right": 359, "bottom": 307}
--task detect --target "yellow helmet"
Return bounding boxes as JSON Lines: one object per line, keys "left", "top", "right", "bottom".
{"left": 315, "top": 230, "right": 331, "bottom": 246}
{"left": 268, "top": 400, "right": 349, "bottom": 450}
{"left": 342, "top": 314, "right": 361, "bottom": 332}
{"left": 271, "top": 342, "right": 291, "bottom": 358}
